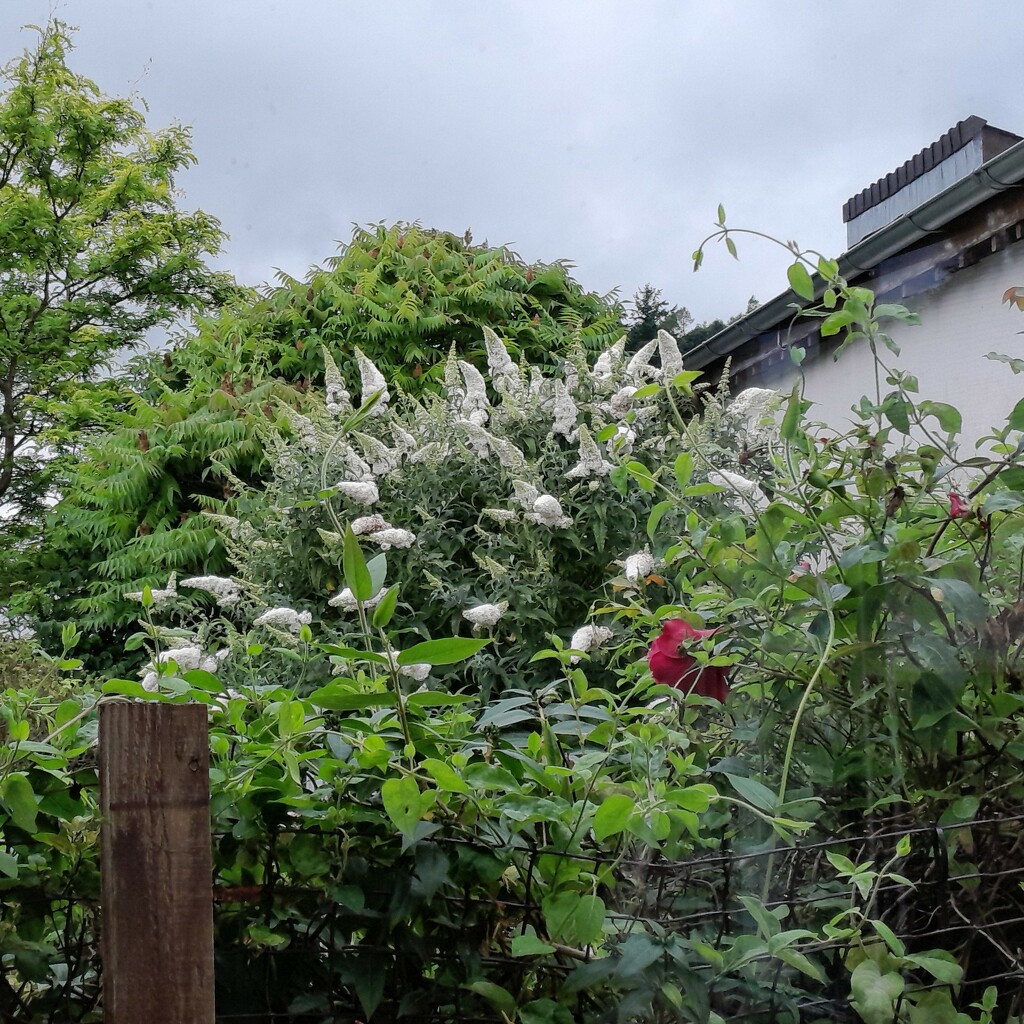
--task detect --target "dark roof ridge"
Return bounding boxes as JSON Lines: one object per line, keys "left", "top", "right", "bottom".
{"left": 842, "top": 116, "right": 999, "bottom": 224}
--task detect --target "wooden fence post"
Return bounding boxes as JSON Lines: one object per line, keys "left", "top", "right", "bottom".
{"left": 100, "top": 701, "right": 215, "bottom": 1023}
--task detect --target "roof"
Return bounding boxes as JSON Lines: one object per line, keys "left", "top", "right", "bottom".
{"left": 687, "top": 128, "right": 1024, "bottom": 372}
{"left": 842, "top": 116, "right": 1020, "bottom": 223}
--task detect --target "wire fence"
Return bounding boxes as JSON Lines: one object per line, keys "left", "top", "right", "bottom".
{"left": 9, "top": 811, "right": 1024, "bottom": 1022}
{"left": 199, "top": 811, "right": 1024, "bottom": 1023}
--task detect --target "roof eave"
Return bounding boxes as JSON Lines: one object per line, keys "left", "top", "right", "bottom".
{"left": 686, "top": 137, "right": 1024, "bottom": 370}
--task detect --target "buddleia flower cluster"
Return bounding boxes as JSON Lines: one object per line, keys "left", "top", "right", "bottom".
{"left": 192, "top": 326, "right": 780, "bottom": 688}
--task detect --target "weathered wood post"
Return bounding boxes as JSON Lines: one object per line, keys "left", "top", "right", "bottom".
{"left": 100, "top": 702, "right": 215, "bottom": 1023}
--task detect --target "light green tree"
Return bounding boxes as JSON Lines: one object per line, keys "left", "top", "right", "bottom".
{"left": 0, "top": 21, "right": 230, "bottom": 525}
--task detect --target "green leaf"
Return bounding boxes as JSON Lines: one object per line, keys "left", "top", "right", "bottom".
{"left": 850, "top": 959, "right": 905, "bottom": 1024}
{"left": 511, "top": 931, "right": 557, "bottom": 957}
{"left": 421, "top": 758, "right": 470, "bottom": 794}
{"left": 366, "top": 552, "right": 388, "bottom": 597}
{"left": 787, "top": 262, "right": 815, "bottom": 301}
{"left": 724, "top": 773, "right": 778, "bottom": 814}
{"left": 381, "top": 775, "right": 425, "bottom": 837}
{"left": 0, "top": 849, "right": 18, "bottom": 878}
{"left": 918, "top": 400, "right": 962, "bottom": 434}
{"left": 397, "top": 637, "right": 488, "bottom": 666}
{"left": 405, "top": 692, "right": 474, "bottom": 708}
{"left": 674, "top": 452, "right": 693, "bottom": 489}
{"left": 903, "top": 952, "right": 962, "bottom": 985}
{"left": 343, "top": 525, "right": 372, "bottom": 601}
{"left": 465, "top": 981, "right": 516, "bottom": 1018}
{"left": 872, "top": 919, "right": 906, "bottom": 957}
{"left": 371, "top": 585, "right": 399, "bottom": 628}
{"left": 781, "top": 382, "right": 802, "bottom": 441}
{"left": 182, "top": 669, "right": 222, "bottom": 692}
{"left": 647, "top": 499, "right": 673, "bottom": 541}
{"left": 351, "top": 952, "right": 388, "bottom": 1020}
{"left": 1005, "top": 394, "right": 1024, "bottom": 433}
{"left": 820, "top": 309, "right": 856, "bottom": 336}
{"left": 625, "top": 460, "right": 655, "bottom": 492}
{"left": 276, "top": 700, "right": 305, "bottom": 737}
{"left": 306, "top": 685, "right": 397, "bottom": 711}
{"left": 1, "top": 774, "right": 38, "bottom": 833}
{"left": 542, "top": 891, "right": 606, "bottom": 946}
{"left": 593, "top": 794, "right": 635, "bottom": 841}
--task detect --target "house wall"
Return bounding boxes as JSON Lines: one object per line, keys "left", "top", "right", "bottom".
{"left": 761, "top": 245, "right": 1024, "bottom": 446}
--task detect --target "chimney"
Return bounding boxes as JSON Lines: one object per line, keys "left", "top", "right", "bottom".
{"left": 843, "top": 116, "right": 1022, "bottom": 247}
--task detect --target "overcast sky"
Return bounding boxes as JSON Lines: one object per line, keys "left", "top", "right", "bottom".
{"left": 3, "top": 1, "right": 1023, "bottom": 325}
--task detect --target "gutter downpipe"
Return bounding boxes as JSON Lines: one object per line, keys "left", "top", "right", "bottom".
{"left": 685, "top": 138, "right": 1024, "bottom": 370}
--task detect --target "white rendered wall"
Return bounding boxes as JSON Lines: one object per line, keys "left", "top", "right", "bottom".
{"left": 773, "top": 246, "right": 1024, "bottom": 447}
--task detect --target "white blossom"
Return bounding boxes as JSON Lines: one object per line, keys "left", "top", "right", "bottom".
{"left": 463, "top": 602, "right": 505, "bottom": 628}
{"left": 328, "top": 586, "right": 386, "bottom": 611}
{"left": 610, "top": 424, "right": 637, "bottom": 453}
{"left": 708, "top": 469, "right": 769, "bottom": 509}
{"left": 728, "top": 387, "right": 781, "bottom": 445}
{"left": 333, "top": 441, "right": 374, "bottom": 482}
{"left": 355, "top": 431, "right": 401, "bottom": 476}
{"left": 729, "top": 387, "right": 779, "bottom": 422}
{"left": 657, "top": 329, "right": 685, "bottom": 380}
{"left": 126, "top": 572, "right": 177, "bottom": 605}
{"left": 142, "top": 646, "right": 228, "bottom": 690}
{"left": 390, "top": 422, "right": 418, "bottom": 453}
{"left": 180, "top": 575, "right": 243, "bottom": 607}
{"left": 367, "top": 528, "right": 416, "bottom": 550}
{"left": 482, "top": 507, "right": 519, "bottom": 524}
{"left": 568, "top": 624, "right": 614, "bottom": 664}
{"left": 350, "top": 514, "right": 391, "bottom": 535}
{"left": 400, "top": 662, "right": 431, "bottom": 682}
{"left": 482, "top": 326, "right": 526, "bottom": 401}
{"left": 253, "top": 607, "right": 313, "bottom": 633}
{"left": 323, "top": 349, "right": 352, "bottom": 417}
{"left": 551, "top": 379, "right": 579, "bottom": 439}
{"left": 566, "top": 425, "right": 614, "bottom": 480}
{"left": 623, "top": 549, "right": 657, "bottom": 583}
{"left": 335, "top": 480, "right": 379, "bottom": 506}
{"left": 409, "top": 440, "right": 447, "bottom": 464}
{"left": 512, "top": 479, "right": 540, "bottom": 510}
{"left": 458, "top": 360, "right": 490, "bottom": 425}
{"left": 460, "top": 422, "right": 527, "bottom": 472}
{"left": 526, "top": 494, "right": 572, "bottom": 529}
{"left": 625, "top": 338, "right": 660, "bottom": 383}
{"left": 591, "top": 335, "right": 626, "bottom": 381}
{"left": 527, "top": 366, "right": 552, "bottom": 410}
{"left": 606, "top": 385, "right": 636, "bottom": 420}
{"left": 155, "top": 645, "right": 205, "bottom": 671}
{"left": 288, "top": 410, "right": 320, "bottom": 451}
{"left": 355, "top": 346, "right": 390, "bottom": 414}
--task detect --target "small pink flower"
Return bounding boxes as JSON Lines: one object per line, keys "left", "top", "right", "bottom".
{"left": 648, "top": 619, "right": 729, "bottom": 702}
{"left": 949, "top": 493, "right": 971, "bottom": 519}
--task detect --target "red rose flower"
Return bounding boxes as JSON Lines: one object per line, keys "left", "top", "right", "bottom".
{"left": 949, "top": 492, "right": 971, "bottom": 519}
{"left": 648, "top": 618, "right": 729, "bottom": 702}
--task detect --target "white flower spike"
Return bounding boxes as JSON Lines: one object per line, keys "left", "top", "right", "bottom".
{"left": 253, "top": 607, "right": 313, "bottom": 633}
{"left": 568, "top": 625, "right": 613, "bottom": 664}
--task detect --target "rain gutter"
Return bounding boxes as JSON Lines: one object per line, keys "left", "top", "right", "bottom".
{"left": 685, "top": 137, "right": 1024, "bottom": 370}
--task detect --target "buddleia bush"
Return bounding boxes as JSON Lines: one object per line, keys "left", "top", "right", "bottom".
{"left": 131, "top": 327, "right": 771, "bottom": 692}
